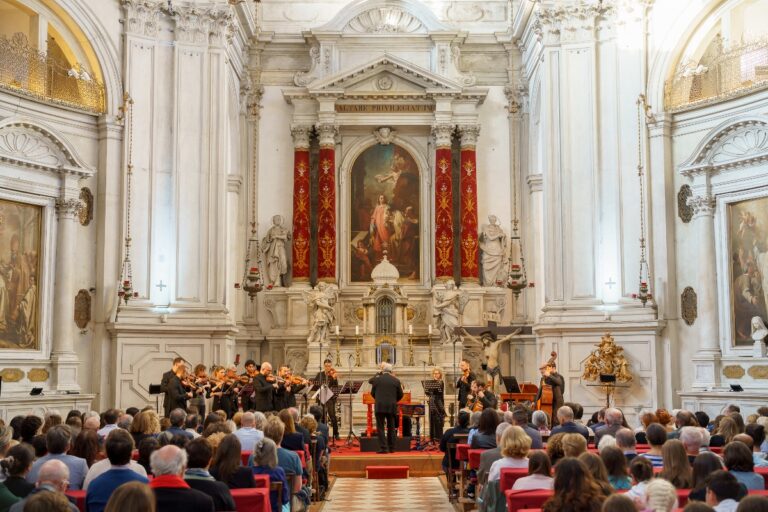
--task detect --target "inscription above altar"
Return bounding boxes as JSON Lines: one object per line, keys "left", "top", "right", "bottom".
{"left": 335, "top": 104, "right": 435, "bottom": 114}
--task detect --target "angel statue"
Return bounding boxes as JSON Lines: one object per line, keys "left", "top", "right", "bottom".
{"left": 304, "top": 282, "right": 339, "bottom": 346}
{"left": 261, "top": 214, "right": 291, "bottom": 288}
{"left": 432, "top": 281, "right": 469, "bottom": 345}
{"left": 460, "top": 327, "right": 521, "bottom": 392}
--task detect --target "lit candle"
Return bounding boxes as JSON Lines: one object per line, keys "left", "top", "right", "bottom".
{"left": 355, "top": 325, "right": 359, "bottom": 336}
{"left": 428, "top": 324, "right": 433, "bottom": 335}
{"left": 408, "top": 324, "right": 413, "bottom": 335}
{"left": 335, "top": 325, "right": 340, "bottom": 335}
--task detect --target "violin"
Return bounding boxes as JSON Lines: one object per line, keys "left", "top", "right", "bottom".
{"left": 325, "top": 368, "right": 338, "bottom": 380}
{"left": 460, "top": 367, "right": 471, "bottom": 384}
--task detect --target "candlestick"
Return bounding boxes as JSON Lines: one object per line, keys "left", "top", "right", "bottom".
{"left": 355, "top": 335, "right": 362, "bottom": 367}
{"left": 428, "top": 324, "right": 432, "bottom": 335}
{"left": 335, "top": 331, "right": 341, "bottom": 367}
{"left": 408, "top": 324, "right": 413, "bottom": 335}
{"left": 335, "top": 325, "right": 339, "bottom": 335}
{"left": 355, "top": 325, "right": 359, "bottom": 336}
{"left": 408, "top": 329, "right": 415, "bottom": 366}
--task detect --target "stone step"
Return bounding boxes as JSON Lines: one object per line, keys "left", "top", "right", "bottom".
{"left": 365, "top": 465, "right": 410, "bottom": 479}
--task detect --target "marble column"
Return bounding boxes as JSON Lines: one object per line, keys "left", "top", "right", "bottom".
{"left": 433, "top": 124, "right": 454, "bottom": 281}
{"left": 459, "top": 124, "right": 480, "bottom": 283}
{"left": 689, "top": 192, "right": 721, "bottom": 388}
{"left": 316, "top": 124, "right": 337, "bottom": 282}
{"left": 290, "top": 126, "right": 311, "bottom": 282}
{"left": 51, "top": 195, "right": 81, "bottom": 391}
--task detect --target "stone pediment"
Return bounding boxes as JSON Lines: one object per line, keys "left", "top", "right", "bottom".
{"left": 679, "top": 115, "right": 768, "bottom": 176}
{"left": 306, "top": 54, "right": 464, "bottom": 98}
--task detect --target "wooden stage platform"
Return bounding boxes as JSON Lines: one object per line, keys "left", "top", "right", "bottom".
{"left": 329, "top": 449, "right": 445, "bottom": 477}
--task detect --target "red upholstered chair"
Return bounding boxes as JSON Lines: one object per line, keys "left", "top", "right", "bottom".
{"left": 710, "top": 446, "right": 723, "bottom": 454}
{"left": 253, "top": 473, "right": 270, "bottom": 488}
{"left": 231, "top": 488, "right": 271, "bottom": 512}
{"left": 468, "top": 449, "right": 486, "bottom": 470}
{"left": 500, "top": 468, "right": 529, "bottom": 493}
{"left": 65, "top": 490, "right": 86, "bottom": 512}
{"left": 755, "top": 467, "right": 768, "bottom": 489}
{"left": 505, "top": 489, "right": 553, "bottom": 511}
{"left": 293, "top": 450, "right": 307, "bottom": 469}
{"left": 241, "top": 450, "right": 252, "bottom": 466}
{"left": 456, "top": 443, "right": 470, "bottom": 461}
{"left": 676, "top": 489, "right": 690, "bottom": 508}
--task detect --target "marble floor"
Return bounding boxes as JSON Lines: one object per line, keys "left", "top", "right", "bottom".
{"left": 320, "top": 476, "right": 455, "bottom": 512}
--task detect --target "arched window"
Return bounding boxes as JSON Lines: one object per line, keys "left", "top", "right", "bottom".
{"left": 376, "top": 297, "right": 394, "bottom": 334}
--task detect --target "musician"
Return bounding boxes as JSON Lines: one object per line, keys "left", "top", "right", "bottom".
{"left": 426, "top": 367, "right": 446, "bottom": 441}
{"left": 161, "top": 357, "right": 186, "bottom": 417}
{"left": 164, "top": 360, "right": 192, "bottom": 415}
{"left": 253, "top": 361, "right": 277, "bottom": 412}
{"left": 314, "top": 359, "right": 339, "bottom": 440}
{"left": 274, "top": 366, "right": 307, "bottom": 410}
{"left": 534, "top": 353, "right": 565, "bottom": 425}
{"left": 368, "top": 362, "right": 385, "bottom": 385}
{"left": 189, "top": 364, "right": 209, "bottom": 417}
{"left": 209, "top": 366, "right": 227, "bottom": 414}
{"left": 222, "top": 366, "right": 242, "bottom": 418}
{"left": 239, "top": 360, "right": 259, "bottom": 411}
{"left": 370, "top": 362, "right": 403, "bottom": 454}
{"left": 467, "top": 380, "right": 497, "bottom": 411}
{"left": 455, "top": 359, "right": 476, "bottom": 409}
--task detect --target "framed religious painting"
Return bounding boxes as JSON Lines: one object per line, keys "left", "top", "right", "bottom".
{"left": 0, "top": 198, "right": 42, "bottom": 350}
{"left": 349, "top": 143, "right": 420, "bottom": 282}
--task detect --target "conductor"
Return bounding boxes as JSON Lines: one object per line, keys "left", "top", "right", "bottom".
{"left": 370, "top": 362, "right": 403, "bottom": 454}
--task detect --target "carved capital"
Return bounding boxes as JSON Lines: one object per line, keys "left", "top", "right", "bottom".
{"left": 290, "top": 125, "right": 312, "bottom": 150}
{"left": 121, "top": 0, "right": 163, "bottom": 38}
{"left": 458, "top": 124, "right": 481, "bottom": 148}
{"left": 55, "top": 198, "right": 81, "bottom": 219}
{"left": 173, "top": 5, "right": 234, "bottom": 46}
{"left": 431, "top": 124, "right": 455, "bottom": 149}
{"left": 688, "top": 195, "right": 716, "bottom": 218}
{"left": 536, "top": 1, "right": 612, "bottom": 44}
{"left": 240, "top": 74, "right": 264, "bottom": 120}
{"left": 504, "top": 83, "right": 528, "bottom": 115}
{"left": 317, "top": 124, "right": 338, "bottom": 148}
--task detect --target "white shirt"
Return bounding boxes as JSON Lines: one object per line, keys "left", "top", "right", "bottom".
{"left": 512, "top": 474, "right": 554, "bottom": 490}
{"left": 96, "top": 424, "right": 118, "bottom": 439}
{"left": 626, "top": 480, "right": 648, "bottom": 501}
{"left": 83, "top": 459, "right": 147, "bottom": 490}
{"left": 488, "top": 457, "right": 529, "bottom": 482}
{"left": 234, "top": 427, "right": 264, "bottom": 452}
{"left": 714, "top": 499, "right": 739, "bottom": 512}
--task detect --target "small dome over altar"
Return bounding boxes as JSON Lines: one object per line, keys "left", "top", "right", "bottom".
{"left": 371, "top": 252, "right": 399, "bottom": 285}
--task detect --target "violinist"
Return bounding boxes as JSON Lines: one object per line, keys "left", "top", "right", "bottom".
{"left": 161, "top": 357, "right": 188, "bottom": 417}
{"left": 274, "top": 366, "right": 308, "bottom": 410}
{"left": 455, "top": 359, "right": 476, "bottom": 410}
{"left": 209, "top": 366, "right": 227, "bottom": 414}
{"left": 188, "top": 363, "right": 210, "bottom": 417}
{"left": 466, "top": 380, "right": 496, "bottom": 411}
{"left": 222, "top": 366, "right": 241, "bottom": 418}
{"left": 240, "top": 359, "right": 259, "bottom": 411}
{"left": 253, "top": 361, "right": 277, "bottom": 413}
{"left": 314, "top": 359, "right": 339, "bottom": 440}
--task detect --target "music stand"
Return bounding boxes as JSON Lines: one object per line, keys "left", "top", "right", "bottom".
{"left": 502, "top": 376, "right": 521, "bottom": 393}
{"left": 400, "top": 403, "right": 425, "bottom": 450}
{"left": 421, "top": 380, "right": 443, "bottom": 448}
{"left": 149, "top": 384, "right": 162, "bottom": 412}
{"left": 339, "top": 380, "right": 364, "bottom": 446}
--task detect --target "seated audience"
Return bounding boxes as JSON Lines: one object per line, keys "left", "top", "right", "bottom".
{"left": 470, "top": 408, "right": 500, "bottom": 449}
{"left": 440, "top": 411, "right": 470, "bottom": 472}
{"left": 669, "top": 411, "right": 699, "bottom": 440}
{"left": 683, "top": 503, "right": 716, "bottom": 512}
{"left": 137, "top": 437, "right": 160, "bottom": 475}
{"left": 488, "top": 426, "right": 531, "bottom": 482}
{"left": 695, "top": 411, "right": 711, "bottom": 429}
{"left": 551, "top": 406, "right": 590, "bottom": 441}
{"left": 234, "top": 412, "right": 263, "bottom": 453}
{"left": 308, "top": 406, "right": 329, "bottom": 445}
{"left": 277, "top": 410, "right": 304, "bottom": 452}
{"left": 251, "top": 438, "right": 290, "bottom": 512}
{"left": 289, "top": 409, "right": 311, "bottom": 447}
{"left": 601, "top": 494, "right": 637, "bottom": 512}
{"left": 512, "top": 451, "right": 554, "bottom": 490}
{"left": 723, "top": 441, "right": 765, "bottom": 491}
{"left": 26, "top": 426, "right": 88, "bottom": 490}
{"left": 636, "top": 412, "right": 659, "bottom": 444}
{"left": 20, "top": 490, "right": 73, "bottom": 512}
{"left": 1, "top": 444, "right": 35, "bottom": 498}
{"left": 595, "top": 408, "right": 624, "bottom": 445}
{"left": 69, "top": 429, "right": 100, "bottom": 468}
{"left": 466, "top": 411, "right": 483, "bottom": 446}
{"left": 9, "top": 460, "right": 77, "bottom": 512}
{"left": 532, "top": 410, "right": 551, "bottom": 437}
{"left": 639, "top": 423, "right": 667, "bottom": 467}
{"left": 0, "top": 477, "right": 18, "bottom": 511}
{"left": 706, "top": 470, "right": 741, "bottom": 512}
{"left": 104, "top": 481, "right": 156, "bottom": 512}
{"left": 601, "top": 445, "right": 631, "bottom": 490}
{"left": 130, "top": 411, "right": 160, "bottom": 446}
{"left": 510, "top": 408, "right": 543, "bottom": 449}
{"left": 597, "top": 435, "right": 617, "bottom": 453}
{"left": 644, "top": 477, "right": 679, "bottom": 512}
{"left": 262, "top": 418, "right": 301, "bottom": 493}
{"left": 542, "top": 457, "right": 606, "bottom": 512}
{"left": 19, "top": 416, "right": 42, "bottom": 447}
{"left": 149, "top": 445, "right": 214, "bottom": 512}
{"left": 546, "top": 432, "right": 566, "bottom": 466}
{"left": 185, "top": 414, "right": 201, "bottom": 439}
{"left": 626, "top": 456, "right": 654, "bottom": 501}
{"left": 710, "top": 417, "right": 738, "bottom": 448}
{"left": 734, "top": 496, "right": 768, "bottom": 512}
{"left": 659, "top": 439, "right": 693, "bottom": 489}
{"left": 690, "top": 451, "right": 727, "bottom": 502}
{"left": 210, "top": 434, "right": 254, "bottom": 489}
{"left": 568, "top": 402, "right": 594, "bottom": 437}
{"left": 589, "top": 409, "right": 607, "bottom": 430}
{"left": 86, "top": 430, "right": 149, "bottom": 512}
{"left": 615, "top": 428, "right": 638, "bottom": 462}
{"left": 563, "top": 433, "right": 588, "bottom": 458}
{"left": 184, "top": 437, "right": 235, "bottom": 512}
{"left": 96, "top": 409, "right": 120, "bottom": 440}
{"left": 162, "top": 409, "right": 194, "bottom": 442}
{"left": 41, "top": 414, "right": 62, "bottom": 436}
{"left": 744, "top": 424, "right": 768, "bottom": 467}
{"left": 657, "top": 409, "right": 675, "bottom": 432}
{"left": 681, "top": 426, "right": 705, "bottom": 463}
{"left": 578, "top": 452, "right": 613, "bottom": 496}
{"left": 477, "top": 423, "right": 509, "bottom": 486}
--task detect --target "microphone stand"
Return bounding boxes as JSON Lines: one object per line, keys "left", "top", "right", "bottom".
{"left": 345, "top": 354, "right": 358, "bottom": 447}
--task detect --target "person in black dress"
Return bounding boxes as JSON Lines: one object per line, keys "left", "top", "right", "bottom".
{"left": 313, "top": 360, "right": 339, "bottom": 440}
{"left": 371, "top": 363, "right": 404, "bottom": 453}
{"left": 455, "top": 359, "right": 476, "bottom": 410}
{"left": 161, "top": 357, "right": 186, "bottom": 417}
{"left": 426, "top": 367, "right": 446, "bottom": 441}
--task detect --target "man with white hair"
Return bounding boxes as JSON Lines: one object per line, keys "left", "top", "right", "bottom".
{"left": 615, "top": 427, "right": 638, "bottom": 462}
{"left": 550, "top": 406, "right": 589, "bottom": 441}
{"left": 594, "top": 408, "right": 624, "bottom": 445}
{"left": 234, "top": 411, "right": 263, "bottom": 452}
{"left": 9, "top": 460, "right": 77, "bottom": 512}
{"left": 370, "top": 362, "right": 403, "bottom": 453}
{"left": 290, "top": 407, "right": 311, "bottom": 445}
{"left": 253, "top": 362, "right": 277, "bottom": 413}
{"left": 149, "top": 445, "right": 214, "bottom": 512}
{"left": 680, "top": 426, "right": 704, "bottom": 463}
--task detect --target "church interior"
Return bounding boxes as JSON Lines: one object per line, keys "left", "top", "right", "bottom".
{"left": 2, "top": 0, "right": 768, "bottom": 511}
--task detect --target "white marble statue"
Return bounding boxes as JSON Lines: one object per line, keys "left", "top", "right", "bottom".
{"left": 479, "top": 215, "right": 507, "bottom": 287}
{"left": 304, "top": 282, "right": 339, "bottom": 345}
{"left": 751, "top": 316, "right": 768, "bottom": 357}
{"left": 461, "top": 327, "right": 521, "bottom": 392}
{"left": 432, "top": 281, "right": 469, "bottom": 345}
{"left": 261, "top": 214, "right": 291, "bottom": 287}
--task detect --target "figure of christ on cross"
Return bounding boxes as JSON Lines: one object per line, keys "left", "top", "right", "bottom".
{"left": 460, "top": 322, "right": 523, "bottom": 393}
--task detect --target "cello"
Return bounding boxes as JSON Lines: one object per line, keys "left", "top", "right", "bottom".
{"left": 535, "top": 351, "right": 557, "bottom": 420}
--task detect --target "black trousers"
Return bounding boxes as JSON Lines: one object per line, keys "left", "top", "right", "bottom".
{"left": 325, "top": 400, "right": 339, "bottom": 439}
{"left": 429, "top": 409, "right": 444, "bottom": 440}
{"left": 375, "top": 412, "right": 397, "bottom": 451}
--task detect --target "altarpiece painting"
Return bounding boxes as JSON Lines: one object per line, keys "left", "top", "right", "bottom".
{"left": 0, "top": 198, "right": 41, "bottom": 349}
{"left": 350, "top": 144, "right": 420, "bottom": 282}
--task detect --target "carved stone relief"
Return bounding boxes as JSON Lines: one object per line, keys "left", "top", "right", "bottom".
{"left": 342, "top": 302, "right": 364, "bottom": 326}
{"left": 681, "top": 287, "right": 697, "bottom": 326}
{"left": 722, "top": 365, "right": 745, "bottom": 379}
{"left": 346, "top": 8, "right": 424, "bottom": 34}
{"left": 78, "top": 187, "right": 94, "bottom": 226}
{"left": 677, "top": 184, "right": 693, "bottom": 223}
{"left": 680, "top": 119, "right": 768, "bottom": 175}
{"left": 0, "top": 368, "right": 24, "bottom": 382}
{"left": 748, "top": 365, "right": 768, "bottom": 379}
{"left": 263, "top": 295, "right": 287, "bottom": 329}
{"left": 27, "top": 368, "right": 49, "bottom": 382}
{"left": 74, "top": 290, "right": 91, "bottom": 331}
{"left": 0, "top": 125, "right": 72, "bottom": 167}
{"left": 285, "top": 347, "right": 309, "bottom": 376}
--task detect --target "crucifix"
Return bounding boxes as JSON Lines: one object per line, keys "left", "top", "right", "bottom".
{"left": 155, "top": 280, "right": 167, "bottom": 292}
{"left": 457, "top": 321, "right": 530, "bottom": 393}
{"left": 605, "top": 277, "right": 617, "bottom": 289}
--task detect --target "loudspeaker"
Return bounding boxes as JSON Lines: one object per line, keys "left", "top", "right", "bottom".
{"left": 29, "top": 387, "right": 43, "bottom": 396}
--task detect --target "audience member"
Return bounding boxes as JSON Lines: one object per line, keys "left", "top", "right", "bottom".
{"left": 705, "top": 470, "right": 741, "bottom": 512}
{"left": 477, "top": 422, "right": 509, "bottom": 486}
{"left": 0, "top": 444, "right": 34, "bottom": 498}
{"left": 488, "top": 426, "right": 531, "bottom": 482}
{"left": 689, "top": 451, "right": 726, "bottom": 502}
{"left": 308, "top": 406, "right": 329, "bottom": 445}
{"left": 467, "top": 411, "right": 483, "bottom": 446}
{"left": 251, "top": 438, "right": 289, "bottom": 512}
{"left": 470, "top": 408, "right": 500, "bottom": 449}
{"left": 657, "top": 409, "right": 675, "bottom": 432}
{"left": 568, "top": 403, "right": 595, "bottom": 438}
{"left": 162, "top": 409, "right": 194, "bottom": 441}
{"left": 277, "top": 410, "right": 304, "bottom": 452}
{"left": 684, "top": 503, "right": 716, "bottom": 512}
{"left": 210, "top": 434, "right": 254, "bottom": 489}
{"left": 19, "top": 416, "right": 42, "bottom": 446}
{"left": 640, "top": 423, "right": 667, "bottom": 467}
{"left": 626, "top": 456, "right": 653, "bottom": 501}
{"left": 644, "top": 477, "right": 679, "bottom": 512}
{"left": 97, "top": 409, "right": 120, "bottom": 440}
{"left": 234, "top": 412, "right": 263, "bottom": 452}
{"left": 601, "top": 494, "right": 636, "bottom": 512}
{"left": 104, "top": 481, "right": 156, "bottom": 512}
{"left": 130, "top": 411, "right": 160, "bottom": 446}
{"left": 723, "top": 441, "right": 764, "bottom": 490}
{"left": 137, "top": 437, "right": 160, "bottom": 475}
{"left": 26, "top": 426, "right": 88, "bottom": 490}
{"left": 615, "top": 428, "right": 638, "bottom": 462}
{"left": 550, "top": 406, "right": 590, "bottom": 441}
{"left": 184, "top": 414, "right": 201, "bottom": 439}
{"left": 86, "top": 429, "right": 149, "bottom": 512}
{"left": 510, "top": 409, "right": 543, "bottom": 449}
{"left": 562, "top": 433, "right": 588, "bottom": 458}
{"left": 636, "top": 412, "right": 659, "bottom": 444}
{"left": 184, "top": 437, "right": 235, "bottom": 512}
{"left": 149, "top": 445, "right": 214, "bottom": 512}
{"left": 83, "top": 431, "right": 147, "bottom": 490}
{"left": 597, "top": 435, "right": 617, "bottom": 453}
{"left": 595, "top": 408, "right": 623, "bottom": 445}
{"left": 711, "top": 417, "right": 739, "bottom": 447}
{"left": 532, "top": 410, "right": 551, "bottom": 437}
{"left": 578, "top": 452, "right": 613, "bottom": 496}
{"left": 600, "top": 446, "right": 631, "bottom": 490}
{"left": 8, "top": 418, "right": 22, "bottom": 443}
{"left": 669, "top": 411, "right": 699, "bottom": 440}
{"left": 69, "top": 429, "right": 100, "bottom": 468}
{"left": 64, "top": 416, "right": 82, "bottom": 438}
{"left": 546, "top": 432, "right": 566, "bottom": 466}
{"left": 9, "top": 460, "right": 77, "bottom": 512}
{"left": 512, "top": 451, "right": 554, "bottom": 490}
{"left": 745, "top": 424, "right": 768, "bottom": 467}
{"left": 659, "top": 439, "right": 693, "bottom": 489}
{"left": 41, "top": 414, "right": 62, "bottom": 436}
{"left": 541, "top": 457, "right": 606, "bottom": 512}
{"left": 735, "top": 496, "right": 768, "bottom": 512}
{"left": 261, "top": 417, "right": 301, "bottom": 492}
{"left": 695, "top": 411, "right": 711, "bottom": 429}
{"left": 589, "top": 409, "right": 607, "bottom": 430}
{"left": 289, "top": 409, "right": 311, "bottom": 447}
{"left": 681, "top": 426, "right": 705, "bottom": 463}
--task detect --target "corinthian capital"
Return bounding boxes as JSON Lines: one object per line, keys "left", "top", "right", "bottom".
{"left": 121, "top": 0, "right": 163, "bottom": 38}
{"left": 458, "top": 125, "right": 481, "bottom": 148}
{"left": 317, "top": 124, "right": 338, "bottom": 148}
{"left": 290, "top": 125, "right": 312, "bottom": 150}
{"left": 536, "top": 1, "right": 612, "bottom": 44}
{"left": 173, "top": 4, "right": 234, "bottom": 46}
{"left": 55, "top": 198, "right": 81, "bottom": 219}
{"left": 688, "top": 195, "right": 716, "bottom": 218}
{"left": 431, "top": 124, "right": 454, "bottom": 149}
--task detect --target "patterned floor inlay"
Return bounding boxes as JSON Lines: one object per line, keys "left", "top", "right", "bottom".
{"left": 321, "top": 476, "right": 454, "bottom": 512}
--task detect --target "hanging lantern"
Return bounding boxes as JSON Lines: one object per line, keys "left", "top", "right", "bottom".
{"left": 118, "top": 93, "right": 139, "bottom": 306}
{"left": 505, "top": 220, "right": 533, "bottom": 298}
{"left": 236, "top": 224, "right": 264, "bottom": 301}
{"left": 632, "top": 95, "right": 653, "bottom": 307}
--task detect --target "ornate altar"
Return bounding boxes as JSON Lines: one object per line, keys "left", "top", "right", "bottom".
{"left": 582, "top": 333, "right": 633, "bottom": 407}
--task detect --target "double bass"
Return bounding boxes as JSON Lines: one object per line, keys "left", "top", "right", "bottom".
{"left": 535, "top": 351, "right": 557, "bottom": 420}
